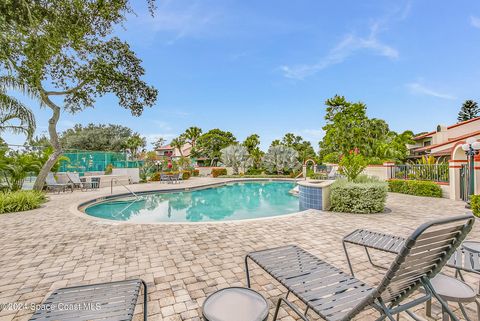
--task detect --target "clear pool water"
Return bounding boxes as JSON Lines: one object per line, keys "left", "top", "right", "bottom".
{"left": 84, "top": 181, "right": 299, "bottom": 223}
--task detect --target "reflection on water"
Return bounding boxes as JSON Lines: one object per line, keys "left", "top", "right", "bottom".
{"left": 85, "top": 182, "right": 299, "bottom": 222}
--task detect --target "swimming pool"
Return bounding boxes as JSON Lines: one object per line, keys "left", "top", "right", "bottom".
{"left": 84, "top": 181, "right": 299, "bottom": 223}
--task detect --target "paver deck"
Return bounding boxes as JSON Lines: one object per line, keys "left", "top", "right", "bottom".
{"left": 0, "top": 177, "right": 477, "bottom": 321}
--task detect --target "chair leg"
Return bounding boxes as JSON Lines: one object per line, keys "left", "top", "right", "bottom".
{"left": 376, "top": 299, "right": 397, "bottom": 321}
{"left": 245, "top": 256, "right": 251, "bottom": 288}
{"left": 342, "top": 241, "right": 355, "bottom": 276}
{"left": 365, "top": 247, "right": 387, "bottom": 270}
{"left": 273, "top": 297, "right": 309, "bottom": 321}
{"left": 426, "top": 299, "right": 432, "bottom": 317}
{"left": 141, "top": 280, "right": 148, "bottom": 321}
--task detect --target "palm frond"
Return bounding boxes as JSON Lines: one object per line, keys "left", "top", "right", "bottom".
{"left": 0, "top": 92, "right": 36, "bottom": 138}
{"left": 0, "top": 75, "right": 44, "bottom": 107}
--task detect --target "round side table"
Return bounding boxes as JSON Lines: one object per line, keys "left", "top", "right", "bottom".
{"left": 202, "top": 287, "right": 269, "bottom": 321}
{"left": 426, "top": 273, "right": 479, "bottom": 321}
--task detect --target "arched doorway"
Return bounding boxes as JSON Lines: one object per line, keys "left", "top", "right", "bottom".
{"left": 303, "top": 159, "right": 316, "bottom": 179}
{"left": 450, "top": 143, "right": 468, "bottom": 201}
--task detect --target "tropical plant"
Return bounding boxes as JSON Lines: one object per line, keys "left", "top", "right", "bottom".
{"left": 220, "top": 145, "right": 252, "bottom": 175}
{"left": 458, "top": 100, "right": 479, "bottom": 122}
{"left": 338, "top": 149, "right": 367, "bottom": 181}
{"left": 183, "top": 126, "right": 202, "bottom": 149}
{"left": 1, "top": 1, "right": 158, "bottom": 191}
{"left": 319, "top": 95, "right": 413, "bottom": 163}
{"left": 281, "top": 133, "right": 317, "bottom": 164}
{"left": 171, "top": 136, "right": 186, "bottom": 157}
{"left": 0, "top": 190, "right": 46, "bottom": 214}
{"left": 196, "top": 129, "right": 237, "bottom": 166}
{"left": 243, "top": 134, "right": 264, "bottom": 168}
{"left": 125, "top": 133, "right": 146, "bottom": 158}
{"left": 152, "top": 137, "right": 166, "bottom": 150}
{"left": 0, "top": 76, "right": 36, "bottom": 138}
{"left": 262, "top": 145, "right": 300, "bottom": 174}
{"left": 177, "top": 156, "right": 191, "bottom": 170}
{"left": 0, "top": 152, "right": 41, "bottom": 191}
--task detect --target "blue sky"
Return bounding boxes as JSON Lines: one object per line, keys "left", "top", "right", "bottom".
{"left": 4, "top": 0, "right": 480, "bottom": 151}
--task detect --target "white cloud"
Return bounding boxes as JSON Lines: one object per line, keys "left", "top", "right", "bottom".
{"left": 406, "top": 82, "right": 457, "bottom": 100}
{"left": 143, "top": 0, "right": 220, "bottom": 44}
{"left": 471, "top": 16, "right": 480, "bottom": 29}
{"left": 279, "top": 1, "right": 414, "bottom": 80}
{"left": 144, "top": 133, "right": 178, "bottom": 147}
{"left": 280, "top": 23, "right": 399, "bottom": 80}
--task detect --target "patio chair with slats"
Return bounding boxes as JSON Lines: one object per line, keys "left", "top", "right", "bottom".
{"left": 28, "top": 279, "right": 147, "bottom": 321}
{"left": 245, "top": 215, "right": 474, "bottom": 321}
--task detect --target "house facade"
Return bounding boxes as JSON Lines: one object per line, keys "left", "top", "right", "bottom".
{"left": 408, "top": 117, "right": 480, "bottom": 161}
{"left": 155, "top": 143, "right": 192, "bottom": 159}
{"left": 406, "top": 117, "right": 480, "bottom": 201}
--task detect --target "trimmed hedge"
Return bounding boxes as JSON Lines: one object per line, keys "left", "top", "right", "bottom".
{"left": 192, "top": 169, "right": 200, "bottom": 177}
{"left": 472, "top": 195, "right": 480, "bottom": 217}
{"left": 211, "top": 168, "right": 227, "bottom": 177}
{"left": 330, "top": 180, "right": 387, "bottom": 214}
{"left": 0, "top": 190, "right": 47, "bottom": 214}
{"left": 388, "top": 179, "right": 442, "bottom": 198}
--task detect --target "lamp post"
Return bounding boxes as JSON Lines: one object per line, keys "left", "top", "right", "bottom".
{"left": 461, "top": 137, "right": 480, "bottom": 208}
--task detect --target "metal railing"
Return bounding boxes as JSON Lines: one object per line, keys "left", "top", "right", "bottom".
{"left": 110, "top": 178, "right": 138, "bottom": 197}
{"left": 390, "top": 164, "right": 449, "bottom": 183}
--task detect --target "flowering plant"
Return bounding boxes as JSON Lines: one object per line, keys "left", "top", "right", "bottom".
{"left": 339, "top": 148, "right": 367, "bottom": 181}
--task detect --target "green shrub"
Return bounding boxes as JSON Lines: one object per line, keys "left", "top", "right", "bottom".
{"left": 471, "top": 195, "right": 480, "bottom": 217}
{"left": 352, "top": 174, "right": 380, "bottom": 183}
{"left": 246, "top": 168, "right": 263, "bottom": 175}
{"left": 149, "top": 172, "right": 161, "bottom": 181}
{"left": 330, "top": 179, "right": 387, "bottom": 214}
{"left": 388, "top": 179, "right": 442, "bottom": 198}
{"left": 0, "top": 190, "right": 47, "bottom": 214}
{"left": 211, "top": 168, "right": 227, "bottom": 177}
{"left": 105, "top": 163, "right": 113, "bottom": 175}
{"left": 192, "top": 169, "right": 200, "bottom": 177}
{"left": 181, "top": 170, "right": 191, "bottom": 180}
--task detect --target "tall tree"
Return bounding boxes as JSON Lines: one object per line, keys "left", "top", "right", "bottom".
{"left": 125, "top": 133, "right": 146, "bottom": 158}
{"left": 243, "top": 134, "right": 260, "bottom": 153}
{"left": 1, "top": 1, "right": 158, "bottom": 191}
{"left": 319, "top": 95, "right": 411, "bottom": 163}
{"left": 196, "top": 129, "right": 237, "bottom": 166}
{"left": 152, "top": 137, "right": 166, "bottom": 150}
{"left": 170, "top": 136, "right": 186, "bottom": 157}
{"left": 457, "top": 100, "right": 479, "bottom": 122}
{"left": 183, "top": 126, "right": 202, "bottom": 148}
{"left": 243, "top": 134, "right": 263, "bottom": 168}
{"left": 0, "top": 76, "right": 36, "bottom": 138}
{"left": 60, "top": 124, "right": 136, "bottom": 152}
{"left": 281, "top": 133, "right": 316, "bottom": 164}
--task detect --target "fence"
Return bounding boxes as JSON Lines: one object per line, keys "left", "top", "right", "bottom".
{"left": 58, "top": 150, "right": 143, "bottom": 175}
{"left": 390, "top": 164, "right": 449, "bottom": 183}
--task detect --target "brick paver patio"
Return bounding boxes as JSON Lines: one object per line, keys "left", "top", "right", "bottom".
{"left": 0, "top": 177, "right": 477, "bottom": 321}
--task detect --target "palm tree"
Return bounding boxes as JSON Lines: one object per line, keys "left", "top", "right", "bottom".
{"left": 171, "top": 136, "right": 186, "bottom": 157}
{"left": 183, "top": 126, "right": 202, "bottom": 148}
{"left": 125, "top": 134, "right": 146, "bottom": 158}
{"left": 0, "top": 76, "right": 37, "bottom": 138}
